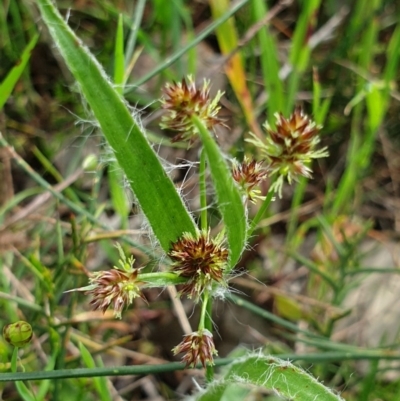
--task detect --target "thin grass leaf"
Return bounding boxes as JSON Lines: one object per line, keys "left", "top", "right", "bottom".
{"left": 312, "top": 67, "right": 332, "bottom": 125}
{"left": 11, "top": 349, "right": 36, "bottom": 401}
{"left": 251, "top": 0, "right": 284, "bottom": 121}
{"left": 332, "top": 0, "right": 381, "bottom": 215}
{"left": 0, "top": 133, "right": 154, "bottom": 258}
{"left": 36, "top": 353, "right": 57, "bottom": 401}
{"left": 209, "top": 0, "right": 260, "bottom": 136}
{"left": 36, "top": 0, "right": 197, "bottom": 252}
{"left": 114, "top": 14, "right": 125, "bottom": 91}
{"left": 192, "top": 116, "right": 246, "bottom": 269}
{"left": 286, "top": 0, "right": 321, "bottom": 114}
{"left": 127, "top": 0, "right": 250, "bottom": 88}
{"left": 124, "top": 0, "right": 145, "bottom": 77}
{"left": 79, "top": 343, "right": 112, "bottom": 401}
{"left": 108, "top": 15, "right": 130, "bottom": 220}
{"left": 0, "top": 33, "right": 39, "bottom": 110}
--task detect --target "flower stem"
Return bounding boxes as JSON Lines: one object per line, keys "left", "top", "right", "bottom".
{"left": 205, "top": 294, "right": 214, "bottom": 381}
{"left": 198, "top": 291, "right": 209, "bottom": 331}
{"left": 11, "top": 348, "right": 18, "bottom": 373}
{"left": 138, "top": 272, "right": 186, "bottom": 287}
{"left": 199, "top": 148, "right": 208, "bottom": 231}
{"left": 247, "top": 176, "right": 277, "bottom": 236}
{"left": 199, "top": 291, "right": 214, "bottom": 381}
{"left": 199, "top": 146, "right": 213, "bottom": 381}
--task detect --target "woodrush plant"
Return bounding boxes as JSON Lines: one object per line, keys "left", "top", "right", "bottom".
{"left": 6, "top": 0, "right": 343, "bottom": 400}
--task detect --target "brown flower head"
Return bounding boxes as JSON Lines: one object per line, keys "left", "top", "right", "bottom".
{"left": 168, "top": 230, "right": 228, "bottom": 300}
{"left": 232, "top": 157, "right": 268, "bottom": 203}
{"left": 246, "top": 107, "right": 328, "bottom": 195}
{"left": 85, "top": 267, "right": 145, "bottom": 319}
{"left": 173, "top": 329, "right": 217, "bottom": 368}
{"left": 160, "top": 76, "right": 225, "bottom": 144}
{"left": 67, "top": 244, "right": 145, "bottom": 319}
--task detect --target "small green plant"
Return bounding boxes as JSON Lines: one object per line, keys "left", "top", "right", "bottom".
{"left": 21, "top": 1, "right": 340, "bottom": 399}
{"left": 3, "top": 0, "right": 399, "bottom": 400}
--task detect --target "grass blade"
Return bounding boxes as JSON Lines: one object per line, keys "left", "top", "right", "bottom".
{"left": 251, "top": 0, "right": 284, "bottom": 121}
{"left": 192, "top": 116, "right": 247, "bottom": 270}
{"left": 36, "top": 0, "right": 197, "bottom": 252}
{"left": 79, "top": 343, "right": 112, "bottom": 401}
{"left": 109, "top": 13, "right": 130, "bottom": 220}
{"left": 209, "top": 0, "right": 260, "bottom": 136}
{"left": 0, "top": 33, "right": 39, "bottom": 110}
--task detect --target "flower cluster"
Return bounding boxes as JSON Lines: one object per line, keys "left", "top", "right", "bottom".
{"left": 160, "top": 76, "right": 226, "bottom": 144}
{"left": 173, "top": 329, "right": 217, "bottom": 368}
{"left": 68, "top": 244, "right": 145, "bottom": 319}
{"left": 85, "top": 268, "right": 145, "bottom": 319}
{"left": 246, "top": 107, "right": 328, "bottom": 195}
{"left": 232, "top": 157, "right": 269, "bottom": 203}
{"left": 168, "top": 230, "right": 228, "bottom": 300}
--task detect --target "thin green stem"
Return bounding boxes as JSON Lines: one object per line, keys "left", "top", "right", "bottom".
{"left": 11, "top": 348, "right": 18, "bottom": 373}
{"left": 0, "top": 292, "right": 44, "bottom": 314}
{"left": 205, "top": 296, "right": 214, "bottom": 382}
{"left": 199, "top": 146, "right": 213, "bottom": 380}
{"left": 139, "top": 272, "right": 186, "bottom": 287}
{"left": 4, "top": 350, "right": 400, "bottom": 382}
{"left": 10, "top": 348, "right": 35, "bottom": 401}
{"left": 247, "top": 178, "right": 277, "bottom": 236}
{"left": 198, "top": 291, "right": 209, "bottom": 331}
{"left": 199, "top": 291, "right": 214, "bottom": 381}
{"left": 124, "top": 0, "right": 146, "bottom": 73}
{"left": 0, "top": 132, "right": 155, "bottom": 258}
{"left": 127, "top": 0, "right": 250, "bottom": 90}
{"left": 288, "top": 251, "right": 338, "bottom": 292}
{"left": 199, "top": 148, "right": 207, "bottom": 231}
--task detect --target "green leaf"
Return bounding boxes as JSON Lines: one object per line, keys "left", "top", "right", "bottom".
{"left": 197, "top": 383, "right": 251, "bottom": 401}
{"left": 251, "top": 0, "right": 284, "bottom": 121}
{"left": 35, "top": 0, "right": 197, "bottom": 252}
{"left": 10, "top": 348, "right": 35, "bottom": 401}
{"left": 192, "top": 115, "right": 247, "bottom": 270}
{"left": 195, "top": 355, "right": 345, "bottom": 401}
{"left": 79, "top": 343, "right": 112, "bottom": 401}
{"left": 0, "top": 33, "right": 39, "bottom": 110}
{"left": 113, "top": 13, "right": 125, "bottom": 91}
{"left": 108, "top": 162, "right": 130, "bottom": 219}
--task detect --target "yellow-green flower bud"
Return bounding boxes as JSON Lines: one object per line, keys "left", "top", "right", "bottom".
{"left": 3, "top": 321, "right": 33, "bottom": 347}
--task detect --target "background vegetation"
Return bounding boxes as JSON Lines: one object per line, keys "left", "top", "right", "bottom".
{"left": 1, "top": 0, "right": 400, "bottom": 399}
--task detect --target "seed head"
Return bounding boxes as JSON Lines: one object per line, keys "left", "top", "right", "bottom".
{"left": 173, "top": 329, "right": 217, "bottom": 368}
{"left": 168, "top": 230, "right": 228, "bottom": 300}
{"left": 246, "top": 107, "right": 328, "bottom": 195}
{"left": 160, "top": 76, "right": 226, "bottom": 144}
{"left": 67, "top": 244, "right": 145, "bottom": 319}
{"left": 232, "top": 157, "right": 268, "bottom": 203}
{"left": 85, "top": 267, "right": 145, "bottom": 319}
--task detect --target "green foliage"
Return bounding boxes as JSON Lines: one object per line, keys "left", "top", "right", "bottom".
{"left": 0, "top": 33, "right": 38, "bottom": 110}
{"left": 36, "top": 0, "right": 197, "bottom": 252}
{"left": 193, "top": 115, "right": 247, "bottom": 269}
{"left": 195, "top": 355, "right": 344, "bottom": 401}
{"left": 1, "top": 0, "right": 400, "bottom": 399}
